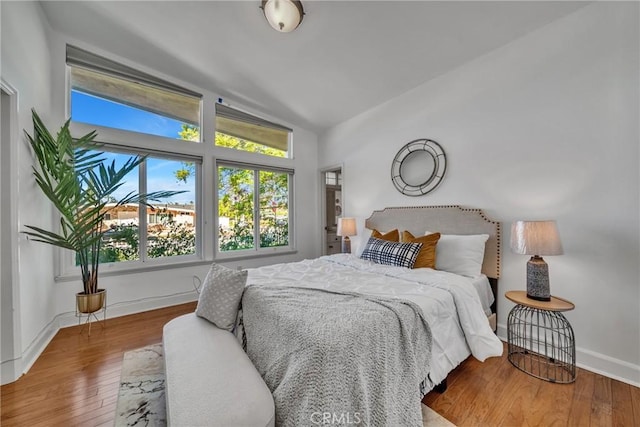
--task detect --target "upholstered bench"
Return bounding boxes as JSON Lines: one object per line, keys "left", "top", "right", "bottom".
{"left": 163, "top": 313, "right": 275, "bottom": 427}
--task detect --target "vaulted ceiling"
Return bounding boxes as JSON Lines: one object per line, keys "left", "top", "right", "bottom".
{"left": 40, "top": 1, "right": 588, "bottom": 134}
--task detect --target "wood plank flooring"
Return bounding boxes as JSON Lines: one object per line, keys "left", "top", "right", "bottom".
{"left": 1, "top": 302, "right": 196, "bottom": 427}
{"left": 2, "top": 302, "right": 639, "bottom": 426}
{"left": 422, "top": 349, "right": 640, "bottom": 426}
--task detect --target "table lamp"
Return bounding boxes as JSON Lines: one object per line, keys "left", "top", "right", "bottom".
{"left": 510, "top": 220, "right": 563, "bottom": 301}
{"left": 337, "top": 217, "right": 357, "bottom": 254}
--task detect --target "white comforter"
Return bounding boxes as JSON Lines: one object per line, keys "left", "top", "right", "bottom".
{"left": 247, "top": 254, "right": 503, "bottom": 389}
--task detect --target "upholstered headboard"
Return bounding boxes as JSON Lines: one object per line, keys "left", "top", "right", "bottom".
{"left": 364, "top": 205, "right": 501, "bottom": 279}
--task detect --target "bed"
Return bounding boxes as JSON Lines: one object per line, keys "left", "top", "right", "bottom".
{"left": 240, "top": 205, "right": 503, "bottom": 426}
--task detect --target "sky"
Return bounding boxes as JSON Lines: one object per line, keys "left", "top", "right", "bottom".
{"left": 71, "top": 90, "right": 196, "bottom": 205}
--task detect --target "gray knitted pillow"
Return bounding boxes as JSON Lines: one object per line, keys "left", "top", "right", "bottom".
{"left": 195, "top": 263, "right": 248, "bottom": 331}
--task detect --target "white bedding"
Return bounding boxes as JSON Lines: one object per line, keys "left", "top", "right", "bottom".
{"left": 471, "top": 274, "right": 495, "bottom": 316}
{"left": 247, "top": 253, "right": 503, "bottom": 391}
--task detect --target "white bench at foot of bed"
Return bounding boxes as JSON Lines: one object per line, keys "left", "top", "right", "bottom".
{"left": 163, "top": 313, "right": 275, "bottom": 427}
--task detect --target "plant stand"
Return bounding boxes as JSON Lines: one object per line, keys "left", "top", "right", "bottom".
{"left": 76, "top": 291, "right": 107, "bottom": 336}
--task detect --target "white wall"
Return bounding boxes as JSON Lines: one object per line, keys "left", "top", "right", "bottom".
{"left": 1, "top": 3, "right": 320, "bottom": 383}
{"left": 319, "top": 2, "right": 639, "bottom": 385}
{"left": 1, "top": 1, "right": 57, "bottom": 383}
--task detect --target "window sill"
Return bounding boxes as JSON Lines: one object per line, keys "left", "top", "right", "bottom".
{"left": 55, "top": 250, "right": 299, "bottom": 282}
{"left": 55, "top": 257, "right": 211, "bottom": 283}
{"left": 214, "top": 249, "right": 298, "bottom": 263}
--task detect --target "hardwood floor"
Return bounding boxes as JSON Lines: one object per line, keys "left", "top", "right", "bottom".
{"left": 2, "top": 302, "right": 638, "bottom": 426}
{"left": 422, "top": 349, "right": 640, "bottom": 426}
{"left": 0, "top": 302, "right": 196, "bottom": 427}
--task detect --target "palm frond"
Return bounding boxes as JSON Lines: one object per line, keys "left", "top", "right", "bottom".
{"left": 23, "top": 109, "right": 186, "bottom": 294}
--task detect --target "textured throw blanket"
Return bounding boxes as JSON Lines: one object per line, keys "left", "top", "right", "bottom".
{"left": 242, "top": 285, "right": 432, "bottom": 427}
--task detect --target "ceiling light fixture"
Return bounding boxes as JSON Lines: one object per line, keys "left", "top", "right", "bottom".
{"left": 261, "top": 0, "right": 304, "bottom": 33}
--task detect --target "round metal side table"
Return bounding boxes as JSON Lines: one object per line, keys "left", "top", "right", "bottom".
{"left": 505, "top": 290, "right": 576, "bottom": 383}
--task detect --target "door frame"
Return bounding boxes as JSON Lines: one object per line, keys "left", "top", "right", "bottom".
{"left": 1, "top": 79, "right": 23, "bottom": 385}
{"left": 319, "top": 164, "right": 343, "bottom": 256}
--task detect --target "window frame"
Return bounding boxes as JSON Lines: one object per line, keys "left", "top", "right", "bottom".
{"left": 57, "top": 140, "right": 204, "bottom": 277}
{"left": 59, "top": 46, "right": 297, "bottom": 279}
{"left": 214, "top": 160, "right": 295, "bottom": 259}
{"left": 214, "top": 103, "right": 292, "bottom": 158}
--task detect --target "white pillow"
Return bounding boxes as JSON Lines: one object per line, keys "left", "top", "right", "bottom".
{"left": 195, "top": 263, "right": 248, "bottom": 331}
{"left": 426, "top": 232, "right": 489, "bottom": 277}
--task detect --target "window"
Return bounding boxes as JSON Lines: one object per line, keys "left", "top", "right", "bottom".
{"left": 80, "top": 150, "right": 199, "bottom": 265}
{"left": 65, "top": 45, "right": 203, "bottom": 274}
{"left": 218, "top": 163, "right": 292, "bottom": 253}
{"left": 65, "top": 45, "right": 295, "bottom": 274}
{"left": 215, "top": 104, "right": 291, "bottom": 158}
{"left": 325, "top": 171, "right": 342, "bottom": 186}
{"left": 68, "top": 45, "right": 201, "bottom": 141}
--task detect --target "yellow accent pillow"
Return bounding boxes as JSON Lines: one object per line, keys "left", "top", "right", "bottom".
{"left": 371, "top": 229, "right": 400, "bottom": 242}
{"left": 402, "top": 231, "right": 441, "bottom": 269}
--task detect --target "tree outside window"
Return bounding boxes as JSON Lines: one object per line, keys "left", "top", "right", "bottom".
{"left": 174, "top": 124, "right": 291, "bottom": 253}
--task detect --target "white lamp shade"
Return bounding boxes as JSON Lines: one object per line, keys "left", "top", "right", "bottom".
{"left": 337, "top": 217, "right": 357, "bottom": 237}
{"left": 511, "top": 220, "right": 563, "bottom": 256}
{"left": 262, "top": 0, "right": 304, "bottom": 33}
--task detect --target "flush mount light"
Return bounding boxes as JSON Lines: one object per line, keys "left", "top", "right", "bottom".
{"left": 261, "top": 0, "right": 304, "bottom": 33}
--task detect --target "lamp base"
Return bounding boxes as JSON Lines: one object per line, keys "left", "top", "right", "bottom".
{"left": 526, "top": 256, "right": 551, "bottom": 301}
{"left": 342, "top": 236, "right": 352, "bottom": 254}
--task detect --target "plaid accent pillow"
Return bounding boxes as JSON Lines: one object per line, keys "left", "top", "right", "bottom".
{"left": 360, "top": 237, "right": 423, "bottom": 268}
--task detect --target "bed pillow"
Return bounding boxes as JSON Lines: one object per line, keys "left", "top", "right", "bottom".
{"left": 425, "top": 232, "right": 489, "bottom": 277}
{"left": 360, "top": 237, "right": 422, "bottom": 268}
{"left": 371, "top": 228, "right": 400, "bottom": 242}
{"left": 195, "top": 263, "right": 248, "bottom": 331}
{"left": 402, "top": 231, "right": 441, "bottom": 269}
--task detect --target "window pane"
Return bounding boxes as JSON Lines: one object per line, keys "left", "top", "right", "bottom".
{"left": 259, "top": 171, "right": 289, "bottom": 248}
{"left": 146, "top": 157, "right": 197, "bottom": 258}
{"left": 325, "top": 171, "right": 342, "bottom": 186}
{"left": 214, "top": 105, "right": 289, "bottom": 158}
{"left": 218, "top": 166, "right": 254, "bottom": 251}
{"left": 215, "top": 132, "right": 287, "bottom": 158}
{"left": 70, "top": 67, "right": 201, "bottom": 141}
{"left": 97, "top": 152, "right": 140, "bottom": 263}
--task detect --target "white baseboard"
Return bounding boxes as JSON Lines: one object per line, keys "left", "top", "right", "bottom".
{"left": 1, "top": 358, "right": 20, "bottom": 385}
{"left": 1, "top": 315, "right": 60, "bottom": 385}
{"left": 3, "top": 291, "right": 198, "bottom": 385}
{"left": 497, "top": 323, "right": 640, "bottom": 387}
{"left": 56, "top": 291, "right": 198, "bottom": 329}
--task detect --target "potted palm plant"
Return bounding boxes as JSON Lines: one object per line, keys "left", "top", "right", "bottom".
{"left": 23, "top": 110, "right": 183, "bottom": 314}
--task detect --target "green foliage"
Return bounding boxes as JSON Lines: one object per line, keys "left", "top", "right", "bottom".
{"left": 148, "top": 219, "right": 196, "bottom": 258}
{"left": 23, "top": 110, "right": 184, "bottom": 294}
{"left": 173, "top": 124, "right": 287, "bottom": 183}
{"left": 95, "top": 217, "right": 196, "bottom": 262}
{"left": 95, "top": 223, "right": 139, "bottom": 263}
{"left": 175, "top": 125, "right": 198, "bottom": 183}
{"left": 175, "top": 166, "right": 194, "bottom": 184}
{"left": 216, "top": 132, "right": 286, "bottom": 157}
{"left": 259, "top": 221, "right": 289, "bottom": 248}
{"left": 178, "top": 124, "right": 200, "bottom": 142}
{"left": 173, "top": 123, "right": 290, "bottom": 252}
{"left": 219, "top": 223, "right": 254, "bottom": 251}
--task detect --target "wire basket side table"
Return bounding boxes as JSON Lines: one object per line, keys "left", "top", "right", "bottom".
{"left": 505, "top": 290, "right": 576, "bottom": 383}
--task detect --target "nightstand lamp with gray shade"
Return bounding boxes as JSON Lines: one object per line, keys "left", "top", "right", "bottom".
{"left": 511, "top": 220, "right": 563, "bottom": 301}
{"left": 337, "top": 217, "right": 357, "bottom": 253}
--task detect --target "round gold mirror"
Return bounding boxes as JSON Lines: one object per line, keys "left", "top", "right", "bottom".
{"left": 391, "top": 139, "right": 446, "bottom": 196}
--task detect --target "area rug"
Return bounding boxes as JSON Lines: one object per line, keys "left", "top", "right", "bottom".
{"left": 115, "top": 343, "right": 456, "bottom": 427}
{"left": 114, "top": 343, "right": 166, "bottom": 426}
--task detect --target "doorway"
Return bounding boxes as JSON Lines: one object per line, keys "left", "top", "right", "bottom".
{"left": 1, "top": 82, "right": 21, "bottom": 384}
{"left": 321, "top": 167, "right": 342, "bottom": 255}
